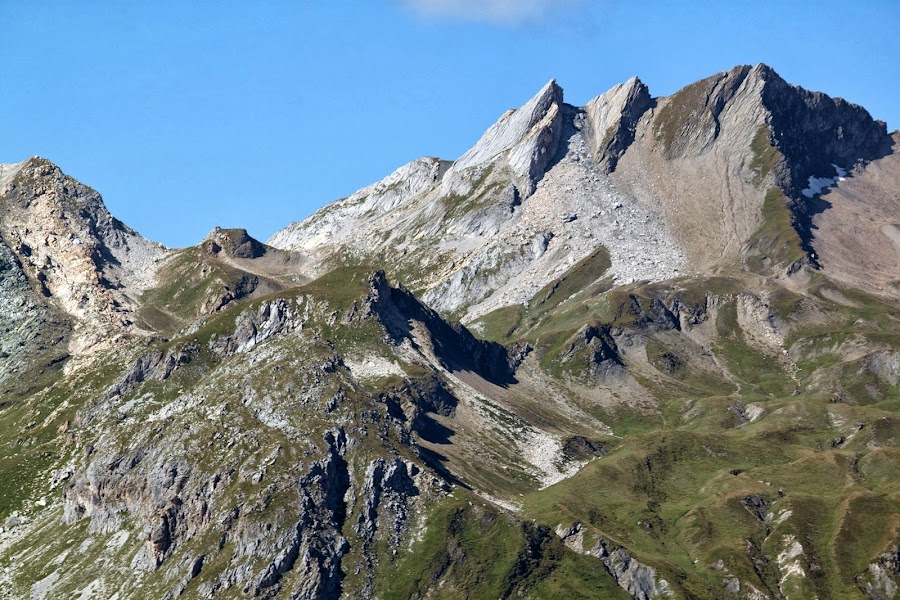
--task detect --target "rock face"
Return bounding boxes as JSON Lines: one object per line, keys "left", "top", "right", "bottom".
{"left": 3, "top": 65, "right": 900, "bottom": 600}
{"left": 47, "top": 286, "right": 451, "bottom": 599}
{"left": 647, "top": 63, "right": 890, "bottom": 261}
{"left": 757, "top": 64, "right": 891, "bottom": 196}
{"left": 594, "top": 540, "right": 673, "bottom": 600}
{"left": 557, "top": 522, "right": 672, "bottom": 599}
{"left": 269, "top": 64, "right": 893, "bottom": 321}
{"left": 0, "top": 236, "right": 70, "bottom": 394}
{"left": 363, "top": 270, "right": 526, "bottom": 384}
{"left": 860, "top": 548, "right": 900, "bottom": 600}
{"left": 653, "top": 65, "right": 758, "bottom": 160}
{"left": 202, "top": 227, "right": 268, "bottom": 259}
{"left": 584, "top": 76, "right": 653, "bottom": 173}
{"left": 0, "top": 157, "right": 166, "bottom": 345}
{"left": 441, "top": 78, "right": 565, "bottom": 198}
{"left": 269, "top": 77, "right": 686, "bottom": 319}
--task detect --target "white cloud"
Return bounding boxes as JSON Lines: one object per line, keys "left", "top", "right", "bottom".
{"left": 403, "top": 0, "right": 582, "bottom": 25}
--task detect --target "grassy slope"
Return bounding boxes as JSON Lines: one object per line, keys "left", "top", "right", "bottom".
{"left": 0, "top": 265, "right": 632, "bottom": 598}
{"left": 4, "top": 242, "right": 900, "bottom": 598}
{"left": 509, "top": 276, "right": 900, "bottom": 598}
{"left": 383, "top": 493, "right": 631, "bottom": 600}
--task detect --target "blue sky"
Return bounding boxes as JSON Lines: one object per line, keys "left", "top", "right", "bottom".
{"left": 1, "top": 0, "right": 898, "bottom": 247}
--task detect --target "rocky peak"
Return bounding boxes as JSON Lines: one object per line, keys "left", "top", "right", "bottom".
{"left": 652, "top": 64, "right": 755, "bottom": 159}
{"left": 754, "top": 65, "right": 891, "bottom": 195}
{"left": 202, "top": 227, "right": 268, "bottom": 259}
{"left": 644, "top": 63, "right": 892, "bottom": 272}
{"left": 0, "top": 157, "right": 167, "bottom": 345}
{"left": 584, "top": 76, "right": 653, "bottom": 173}
{"left": 267, "top": 65, "right": 898, "bottom": 319}
{"left": 653, "top": 63, "right": 890, "bottom": 187}
{"left": 452, "top": 79, "right": 563, "bottom": 170}
{"left": 441, "top": 78, "right": 565, "bottom": 197}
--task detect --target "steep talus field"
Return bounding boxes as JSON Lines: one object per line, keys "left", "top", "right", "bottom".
{"left": 1, "top": 64, "right": 899, "bottom": 599}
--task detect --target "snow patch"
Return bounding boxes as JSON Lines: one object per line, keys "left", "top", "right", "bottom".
{"left": 801, "top": 164, "right": 846, "bottom": 198}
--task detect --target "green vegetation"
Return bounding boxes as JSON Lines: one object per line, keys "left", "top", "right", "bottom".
{"left": 653, "top": 76, "right": 715, "bottom": 155}
{"left": 471, "top": 246, "right": 613, "bottom": 344}
{"left": 0, "top": 352, "right": 123, "bottom": 521}
{"left": 139, "top": 247, "right": 266, "bottom": 334}
{"left": 749, "top": 124, "right": 782, "bottom": 184}
{"left": 296, "top": 263, "right": 374, "bottom": 310}
{"left": 522, "top": 409, "right": 900, "bottom": 598}
{"left": 382, "top": 494, "right": 630, "bottom": 600}
{"left": 744, "top": 188, "right": 807, "bottom": 273}
{"left": 645, "top": 340, "right": 737, "bottom": 398}
{"left": 714, "top": 301, "right": 795, "bottom": 399}
{"left": 530, "top": 247, "right": 612, "bottom": 314}
{"left": 6, "top": 211, "right": 900, "bottom": 599}
{"left": 5, "top": 259, "right": 900, "bottom": 599}
{"left": 7, "top": 68, "right": 900, "bottom": 599}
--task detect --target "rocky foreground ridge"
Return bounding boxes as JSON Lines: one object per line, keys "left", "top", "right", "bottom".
{"left": 1, "top": 65, "right": 900, "bottom": 599}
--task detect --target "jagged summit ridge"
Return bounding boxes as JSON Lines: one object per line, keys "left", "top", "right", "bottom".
{"left": 584, "top": 76, "right": 652, "bottom": 173}
{"left": 649, "top": 62, "right": 889, "bottom": 182}
{"left": 451, "top": 79, "right": 562, "bottom": 174}
{"left": 268, "top": 63, "right": 895, "bottom": 319}
{"left": 442, "top": 78, "right": 564, "bottom": 197}
{"left": 2, "top": 65, "right": 895, "bottom": 341}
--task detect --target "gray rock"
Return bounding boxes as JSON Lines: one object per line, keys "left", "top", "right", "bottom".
{"left": 590, "top": 539, "right": 673, "bottom": 600}
{"left": 859, "top": 547, "right": 900, "bottom": 600}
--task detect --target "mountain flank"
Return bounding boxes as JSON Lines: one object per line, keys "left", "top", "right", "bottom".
{"left": 1, "top": 65, "right": 900, "bottom": 600}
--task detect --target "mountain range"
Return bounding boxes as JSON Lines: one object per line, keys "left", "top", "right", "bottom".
{"left": 1, "top": 64, "right": 899, "bottom": 599}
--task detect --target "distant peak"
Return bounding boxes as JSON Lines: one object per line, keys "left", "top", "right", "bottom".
{"left": 534, "top": 78, "right": 564, "bottom": 104}
{"left": 444, "top": 76, "right": 565, "bottom": 183}
{"left": 751, "top": 62, "right": 777, "bottom": 75}
{"left": 202, "top": 227, "right": 267, "bottom": 259}
{"left": 746, "top": 63, "right": 786, "bottom": 87}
